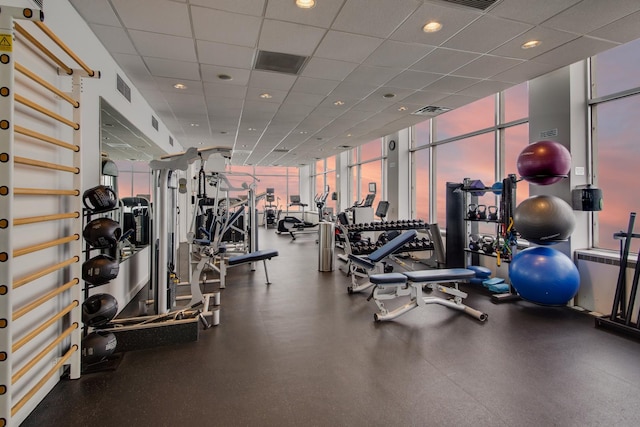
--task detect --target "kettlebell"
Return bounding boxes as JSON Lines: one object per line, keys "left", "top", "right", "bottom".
{"left": 467, "top": 203, "right": 478, "bottom": 220}
{"left": 477, "top": 204, "right": 487, "bottom": 220}
{"left": 468, "top": 234, "right": 481, "bottom": 251}
{"left": 488, "top": 206, "right": 499, "bottom": 221}
{"left": 481, "top": 235, "right": 495, "bottom": 254}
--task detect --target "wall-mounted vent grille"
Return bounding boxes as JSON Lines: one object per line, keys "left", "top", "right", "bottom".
{"left": 169, "top": 136, "right": 174, "bottom": 146}
{"left": 438, "top": 0, "right": 500, "bottom": 11}
{"left": 254, "top": 50, "right": 308, "bottom": 75}
{"left": 337, "top": 145, "right": 352, "bottom": 149}
{"left": 30, "top": 0, "right": 44, "bottom": 9}
{"left": 273, "top": 149, "right": 290, "bottom": 153}
{"left": 151, "top": 116, "right": 158, "bottom": 131}
{"left": 116, "top": 74, "right": 131, "bottom": 102}
{"left": 412, "top": 105, "right": 452, "bottom": 115}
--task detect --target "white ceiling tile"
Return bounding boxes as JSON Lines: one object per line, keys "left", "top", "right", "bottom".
{"left": 442, "top": 15, "right": 533, "bottom": 54}
{"left": 332, "top": 0, "right": 421, "bottom": 38}
{"left": 291, "top": 77, "right": 340, "bottom": 95}
{"left": 192, "top": 7, "right": 262, "bottom": 47}
{"left": 301, "top": 58, "right": 359, "bottom": 80}
{"left": 129, "top": 30, "right": 197, "bottom": 62}
{"left": 423, "top": 75, "right": 481, "bottom": 94}
{"left": 385, "top": 70, "right": 441, "bottom": 90}
{"left": 532, "top": 36, "right": 619, "bottom": 66}
{"left": 109, "top": 52, "right": 152, "bottom": 82}
{"left": 189, "top": 0, "right": 265, "bottom": 16}
{"left": 398, "top": 90, "right": 447, "bottom": 106}
{"left": 344, "top": 65, "right": 400, "bottom": 86}
{"left": 453, "top": 55, "right": 524, "bottom": 79}
{"left": 437, "top": 93, "right": 482, "bottom": 109}
{"left": 410, "top": 48, "right": 480, "bottom": 74}
{"left": 259, "top": 20, "right": 327, "bottom": 56}
{"left": 153, "top": 76, "right": 201, "bottom": 94}
{"left": 363, "top": 40, "right": 435, "bottom": 68}
{"left": 285, "top": 91, "right": 327, "bottom": 106}
{"left": 315, "top": 31, "right": 384, "bottom": 63}
{"left": 330, "top": 81, "right": 379, "bottom": 100}
{"left": 70, "top": 0, "right": 122, "bottom": 26}
{"left": 490, "top": 0, "right": 583, "bottom": 25}
{"left": 203, "top": 82, "right": 248, "bottom": 100}
{"left": 457, "top": 80, "right": 514, "bottom": 98}
{"left": 542, "top": 0, "right": 640, "bottom": 35}
{"left": 144, "top": 57, "right": 200, "bottom": 80}
{"left": 248, "top": 70, "right": 297, "bottom": 91}
{"left": 491, "top": 61, "right": 560, "bottom": 84}
{"left": 111, "top": 0, "right": 192, "bottom": 37}
{"left": 89, "top": 24, "right": 137, "bottom": 55}
{"left": 390, "top": 2, "right": 481, "bottom": 45}
{"left": 589, "top": 11, "right": 640, "bottom": 44}
{"left": 196, "top": 40, "right": 256, "bottom": 68}
{"left": 489, "top": 27, "right": 579, "bottom": 60}
{"left": 265, "top": 0, "right": 345, "bottom": 28}
{"left": 200, "top": 65, "right": 251, "bottom": 85}
{"left": 242, "top": 100, "right": 281, "bottom": 114}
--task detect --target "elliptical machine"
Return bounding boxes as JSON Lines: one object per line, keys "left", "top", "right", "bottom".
{"left": 276, "top": 187, "right": 330, "bottom": 240}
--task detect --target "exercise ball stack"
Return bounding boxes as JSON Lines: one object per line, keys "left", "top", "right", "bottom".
{"left": 510, "top": 140, "right": 580, "bottom": 305}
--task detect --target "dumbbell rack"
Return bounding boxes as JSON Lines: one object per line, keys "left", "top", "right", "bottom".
{"left": 338, "top": 220, "right": 439, "bottom": 267}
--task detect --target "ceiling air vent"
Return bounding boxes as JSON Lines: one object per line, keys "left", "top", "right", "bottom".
{"left": 254, "top": 50, "right": 308, "bottom": 75}
{"left": 412, "top": 105, "right": 452, "bottom": 116}
{"left": 273, "top": 149, "right": 290, "bottom": 153}
{"left": 438, "top": 0, "right": 501, "bottom": 11}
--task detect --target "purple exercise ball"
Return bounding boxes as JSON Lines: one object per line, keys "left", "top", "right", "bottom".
{"left": 517, "top": 140, "right": 571, "bottom": 185}
{"left": 509, "top": 246, "right": 580, "bottom": 306}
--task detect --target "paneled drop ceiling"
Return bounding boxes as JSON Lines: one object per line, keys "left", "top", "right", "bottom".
{"left": 68, "top": 0, "right": 640, "bottom": 166}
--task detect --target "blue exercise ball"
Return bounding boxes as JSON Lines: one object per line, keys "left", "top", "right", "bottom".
{"left": 509, "top": 246, "right": 580, "bottom": 305}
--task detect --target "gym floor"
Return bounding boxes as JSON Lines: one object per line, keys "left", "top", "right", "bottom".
{"left": 22, "top": 228, "right": 640, "bottom": 426}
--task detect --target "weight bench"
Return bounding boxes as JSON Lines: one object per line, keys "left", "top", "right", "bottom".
{"left": 369, "top": 268, "right": 488, "bottom": 322}
{"left": 347, "top": 229, "right": 417, "bottom": 294}
{"left": 218, "top": 249, "right": 279, "bottom": 287}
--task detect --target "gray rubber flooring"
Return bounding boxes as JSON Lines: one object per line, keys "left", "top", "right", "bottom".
{"left": 22, "top": 228, "right": 640, "bottom": 426}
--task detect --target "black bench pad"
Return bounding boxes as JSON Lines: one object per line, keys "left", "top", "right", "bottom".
{"left": 370, "top": 273, "right": 408, "bottom": 285}
{"left": 228, "top": 249, "right": 279, "bottom": 266}
{"left": 403, "top": 268, "right": 475, "bottom": 283}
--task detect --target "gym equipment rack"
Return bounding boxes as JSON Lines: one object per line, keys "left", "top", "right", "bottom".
{"left": 0, "top": 8, "right": 99, "bottom": 425}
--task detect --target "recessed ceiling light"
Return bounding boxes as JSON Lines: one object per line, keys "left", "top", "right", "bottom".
{"left": 422, "top": 21, "right": 442, "bottom": 33}
{"left": 521, "top": 40, "right": 541, "bottom": 49}
{"left": 190, "top": 123, "right": 199, "bottom": 127}
{"left": 347, "top": 134, "right": 352, "bottom": 137}
{"left": 398, "top": 106, "right": 408, "bottom": 111}
{"left": 248, "top": 127, "right": 257, "bottom": 131}
{"left": 296, "top": 0, "right": 315, "bottom": 9}
{"left": 383, "top": 93, "right": 395, "bottom": 99}
{"left": 242, "top": 144, "right": 247, "bottom": 148}
{"left": 299, "top": 131, "right": 308, "bottom": 134}
{"left": 217, "top": 74, "right": 232, "bottom": 80}
{"left": 260, "top": 93, "right": 272, "bottom": 99}
{"left": 103, "top": 123, "right": 114, "bottom": 127}
{"left": 316, "top": 137, "right": 323, "bottom": 141}
{"left": 333, "top": 100, "right": 345, "bottom": 106}
{"left": 220, "top": 131, "right": 228, "bottom": 134}
{"left": 173, "top": 83, "right": 188, "bottom": 90}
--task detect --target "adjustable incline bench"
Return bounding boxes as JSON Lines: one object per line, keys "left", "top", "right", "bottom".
{"left": 369, "top": 268, "right": 488, "bottom": 322}
{"left": 347, "top": 230, "right": 417, "bottom": 294}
